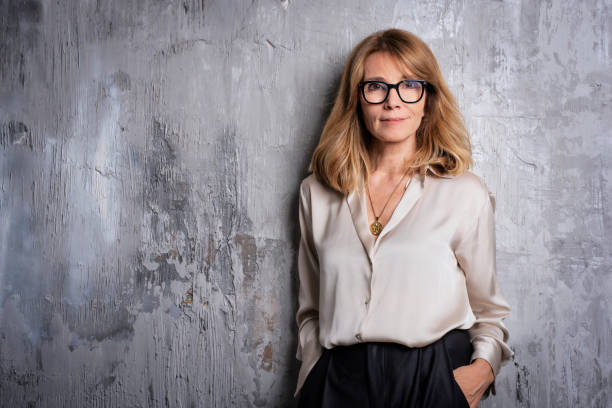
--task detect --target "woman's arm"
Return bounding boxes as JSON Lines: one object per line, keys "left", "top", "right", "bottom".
{"left": 294, "top": 179, "right": 323, "bottom": 397}
{"left": 453, "top": 191, "right": 513, "bottom": 405}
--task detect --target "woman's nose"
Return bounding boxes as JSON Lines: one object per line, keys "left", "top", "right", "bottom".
{"left": 384, "top": 86, "right": 402, "bottom": 108}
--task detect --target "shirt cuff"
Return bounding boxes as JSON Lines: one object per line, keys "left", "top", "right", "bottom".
{"left": 470, "top": 338, "right": 502, "bottom": 377}
{"left": 470, "top": 338, "right": 505, "bottom": 399}
{"left": 294, "top": 319, "right": 322, "bottom": 398}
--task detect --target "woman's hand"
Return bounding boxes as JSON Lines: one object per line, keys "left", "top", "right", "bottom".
{"left": 452, "top": 358, "right": 495, "bottom": 408}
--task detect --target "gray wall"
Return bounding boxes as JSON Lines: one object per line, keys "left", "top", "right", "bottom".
{"left": 0, "top": 0, "right": 610, "bottom": 407}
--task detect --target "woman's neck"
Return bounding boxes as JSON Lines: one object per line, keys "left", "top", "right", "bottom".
{"left": 369, "top": 138, "right": 416, "bottom": 177}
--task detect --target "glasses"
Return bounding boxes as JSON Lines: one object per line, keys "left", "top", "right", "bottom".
{"left": 358, "top": 80, "right": 429, "bottom": 104}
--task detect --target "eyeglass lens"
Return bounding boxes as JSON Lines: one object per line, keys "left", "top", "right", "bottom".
{"left": 362, "top": 81, "right": 423, "bottom": 103}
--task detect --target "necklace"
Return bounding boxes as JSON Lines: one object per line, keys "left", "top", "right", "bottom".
{"left": 366, "top": 168, "right": 413, "bottom": 236}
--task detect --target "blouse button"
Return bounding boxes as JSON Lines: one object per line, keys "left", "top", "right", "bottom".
{"left": 355, "top": 333, "right": 362, "bottom": 341}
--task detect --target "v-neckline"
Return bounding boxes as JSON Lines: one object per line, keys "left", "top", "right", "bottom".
{"left": 346, "top": 173, "right": 425, "bottom": 261}
{"left": 364, "top": 175, "right": 414, "bottom": 238}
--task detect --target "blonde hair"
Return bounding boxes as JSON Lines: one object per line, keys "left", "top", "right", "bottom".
{"left": 308, "top": 28, "right": 473, "bottom": 194}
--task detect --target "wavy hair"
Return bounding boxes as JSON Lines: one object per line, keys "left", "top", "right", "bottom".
{"left": 308, "top": 28, "right": 473, "bottom": 194}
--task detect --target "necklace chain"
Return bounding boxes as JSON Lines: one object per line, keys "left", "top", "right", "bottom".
{"left": 365, "top": 168, "right": 413, "bottom": 236}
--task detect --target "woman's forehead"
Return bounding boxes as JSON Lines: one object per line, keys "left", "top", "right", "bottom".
{"left": 363, "top": 51, "right": 416, "bottom": 79}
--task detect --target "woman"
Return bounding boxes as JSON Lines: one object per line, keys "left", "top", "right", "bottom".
{"left": 294, "top": 29, "right": 513, "bottom": 407}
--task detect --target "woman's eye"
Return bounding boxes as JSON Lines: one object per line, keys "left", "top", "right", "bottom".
{"left": 402, "top": 81, "right": 419, "bottom": 88}
{"left": 367, "top": 83, "right": 383, "bottom": 91}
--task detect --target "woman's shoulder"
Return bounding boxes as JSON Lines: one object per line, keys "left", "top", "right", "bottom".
{"left": 456, "top": 170, "right": 496, "bottom": 212}
{"left": 452, "top": 170, "right": 490, "bottom": 192}
{"left": 299, "top": 173, "right": 324, "bottom": 200}
{"left": 299, "top": 172, "right": 343, "bottom": 205}
{"left": 299, "top": 172, "right": 317, "bottom": 188}
{"left": 433, "top": 169, "right": 495, "bottom": 211}
{"left": 298, "top": 173, "right": 318, "bottom": 196}
{"left": 299, "top": 172, "right": 337, "bottom": 194}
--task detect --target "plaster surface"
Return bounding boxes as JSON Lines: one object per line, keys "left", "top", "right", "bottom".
{"left": 0, "top": 0, "right": 610, "bottom": 407}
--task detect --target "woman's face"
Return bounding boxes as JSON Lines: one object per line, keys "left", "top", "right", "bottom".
{"left": 359, "top": 51, "right": 426, "bottom": 145}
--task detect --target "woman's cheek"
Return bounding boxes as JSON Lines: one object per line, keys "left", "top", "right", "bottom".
{"left": 366, "top": 116, "right": 376, "bottom": 133}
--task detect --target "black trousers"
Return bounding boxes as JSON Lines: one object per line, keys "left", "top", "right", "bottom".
{"left": 298, "top": 329, "right": 473, "bottom": 408}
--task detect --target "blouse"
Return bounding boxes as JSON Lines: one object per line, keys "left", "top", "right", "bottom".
{"left": 294, "top": 165, "right": 513, "bottom": 398}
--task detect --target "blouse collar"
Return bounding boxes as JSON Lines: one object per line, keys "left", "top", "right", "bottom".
{"left": 347, "top": 163, "right": 454, "bottom": 261}
{"left": 412, "top": 164, "right": 455, "bottom": 188}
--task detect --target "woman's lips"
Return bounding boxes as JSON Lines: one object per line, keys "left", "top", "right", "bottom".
{"left": 381, "top": 118, "right": 405, "bottom": 122}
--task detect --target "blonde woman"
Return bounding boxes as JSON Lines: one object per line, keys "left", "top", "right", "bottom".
{"left": 294, "top": 29, "right": 513, "bottom": 408}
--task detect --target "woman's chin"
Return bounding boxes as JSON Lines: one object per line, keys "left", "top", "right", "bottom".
{"left": 371, "top": 132, "right": 416, "bottom": 144}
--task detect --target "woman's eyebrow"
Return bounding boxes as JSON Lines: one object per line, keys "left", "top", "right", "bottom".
{"left": 363, "top": 75, "right": 414, "bottom": 81}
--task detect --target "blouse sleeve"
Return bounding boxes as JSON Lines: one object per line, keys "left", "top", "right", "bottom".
{"left": 454, "top": 191, "right": 513, "bottom": 396}
{"left": 294, "top": 179, "right": 323, "bottom": 396}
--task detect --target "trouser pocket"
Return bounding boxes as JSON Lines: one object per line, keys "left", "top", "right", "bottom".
{"left": 442, "top": 330, "right": 473, "bottom": 407}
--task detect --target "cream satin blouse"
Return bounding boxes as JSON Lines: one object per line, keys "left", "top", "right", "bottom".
{"left": 294, "top": 165, "right": 513, "bottom": 398}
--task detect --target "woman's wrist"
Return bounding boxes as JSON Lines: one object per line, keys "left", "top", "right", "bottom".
{"left": 472, "top": 358, "right": 495, "bottom": 384}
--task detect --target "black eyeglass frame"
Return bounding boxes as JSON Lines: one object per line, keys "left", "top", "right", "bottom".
{"left": 358, "top": 80, "right": 429, "bottom": 104}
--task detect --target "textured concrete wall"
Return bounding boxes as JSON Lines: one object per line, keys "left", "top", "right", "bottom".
{"left": 0, "top": 0, "right": 610, "bottom": 407}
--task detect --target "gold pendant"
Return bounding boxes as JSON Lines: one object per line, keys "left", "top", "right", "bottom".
{"left": 370, "top": 220, "right": 383, "bottom": 236}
